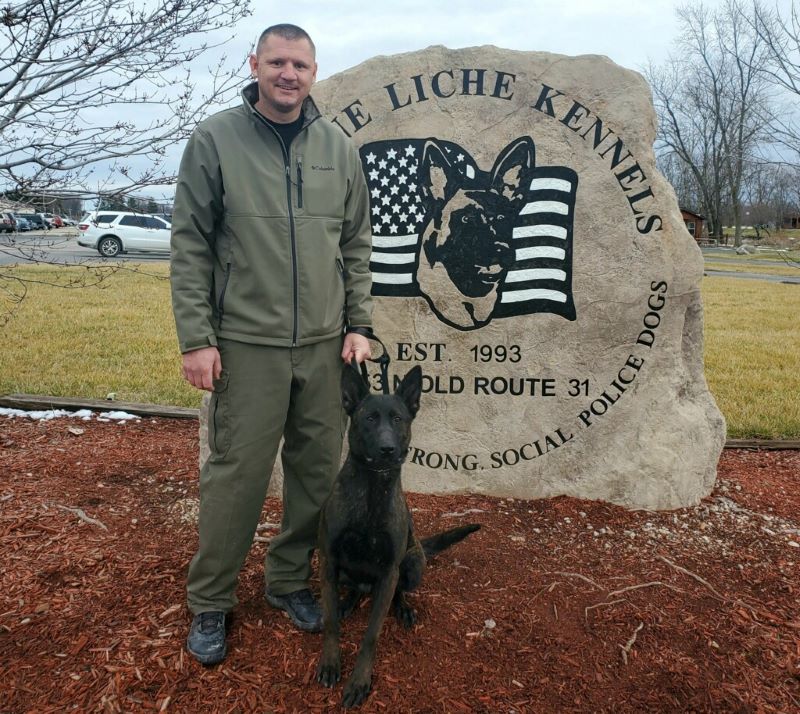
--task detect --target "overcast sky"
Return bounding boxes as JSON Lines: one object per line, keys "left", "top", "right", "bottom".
{"left": 242, "top": 0, "right": 683, "bottom": 80}
{"left": 137, "top": 0, "right": 787, "bottom": 202}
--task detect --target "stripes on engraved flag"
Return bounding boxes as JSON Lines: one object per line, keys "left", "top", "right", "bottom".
{"left": 496, "top": 165, "right": 577, "bottom": 321}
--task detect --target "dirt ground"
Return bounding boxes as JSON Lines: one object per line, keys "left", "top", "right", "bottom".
{"left": 1, "top": 415, "right": 798, "bottom": 713}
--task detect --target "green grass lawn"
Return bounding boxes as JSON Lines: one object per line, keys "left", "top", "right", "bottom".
{"left": 0, "top": 264, "right": 201, "bottom": 409}
{"left": 0, "top": 264, "right": 798, "bottom": 438}
{"left": 701, "top": 275, "right": 799, "bottom": 439}
{"left": 703, "top": 241, "right": 800, "bottom": 277}
{"left": 720, "top": 226, "right": 800, "bottom": 244}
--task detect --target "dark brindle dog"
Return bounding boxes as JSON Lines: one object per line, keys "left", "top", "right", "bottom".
{"left": 316, "top": 364, "right": 480, "bottom": 707}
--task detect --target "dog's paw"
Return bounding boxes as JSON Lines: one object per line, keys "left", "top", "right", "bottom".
{"left": 316, "top": 656, "right": 341, "bottom": 688}
{"left": 342, "top": 675, "right": 372, "bottom": 708}
{"left": 393, "top": 600, "right": 417, "bottom": 629}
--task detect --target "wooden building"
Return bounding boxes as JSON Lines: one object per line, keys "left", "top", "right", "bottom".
{"left": 680, "top": 208, "right": 705, "bottom": 241}
{"left": 781, "top": 214, "right": 800, "bottom": 229}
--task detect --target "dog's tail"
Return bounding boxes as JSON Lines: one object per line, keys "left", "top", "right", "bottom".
{"left": 421, "top": 524, "right": 480, "bottom": 558}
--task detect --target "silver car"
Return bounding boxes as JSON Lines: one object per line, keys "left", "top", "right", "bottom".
{"left": 77, "top": 211, "right": 171, "bottom": 257}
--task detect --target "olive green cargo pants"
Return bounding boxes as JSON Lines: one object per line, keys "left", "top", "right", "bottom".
{"left": 186, "top": 336, "right": 345, "bottom": 615}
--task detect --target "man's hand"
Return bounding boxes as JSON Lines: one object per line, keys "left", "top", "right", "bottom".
{"left": 182, "top": 346, "right": 222, "bottom": 391}
{"left": 341, "top": 332, "right": 371, "bottom": 364}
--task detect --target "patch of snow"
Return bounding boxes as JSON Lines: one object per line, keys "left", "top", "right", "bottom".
{"left": 0, "top": 407, "right": 140, "bottom": 422}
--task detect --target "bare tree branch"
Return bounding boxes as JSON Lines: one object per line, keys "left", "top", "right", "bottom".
{"left": 0, "top": 0, "right": 252, "bottom": 194}
{"left": 746, "top": 0, "right": 800, "bottom": 159}
{"left": 646, "top": 0, "right": 772, "bottom": 246}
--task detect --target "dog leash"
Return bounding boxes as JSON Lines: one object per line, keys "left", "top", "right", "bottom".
{"left": 349, "top": 329, "right": 391, "bottom": 394}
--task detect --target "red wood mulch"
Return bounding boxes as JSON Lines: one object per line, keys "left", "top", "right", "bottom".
{"left": 1, "top": 415, "right": 798, "bottom": 713}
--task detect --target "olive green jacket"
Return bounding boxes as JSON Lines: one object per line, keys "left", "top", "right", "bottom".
{"left": 170, "top": 83, "right": 373, "bottom": 353}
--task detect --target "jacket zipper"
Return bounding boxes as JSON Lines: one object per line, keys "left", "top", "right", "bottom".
{"left": 250, "top": 108, "right": 319, "bottom": 347}
{"left": 296, "top": 156, "right": 303, "bottom": 209}
{"left": 218, "top": 262, "right": 232, "bottom": 326}
{"left": 284, "top": 160, "right": 299, "bottom": 346}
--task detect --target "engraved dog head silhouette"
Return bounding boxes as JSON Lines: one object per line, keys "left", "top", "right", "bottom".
{"left": 416, "top": 137, "right": 535, "bottom": 330}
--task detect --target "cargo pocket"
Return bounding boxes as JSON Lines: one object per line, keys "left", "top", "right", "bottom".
{"left": 336, "top": 257, "right": 347, "bottom": 329}
{"left": 209, "top": 369, "right": 231, "bottom": 459}
{"left": 339, "top": 361, "right": 349, "bottom": 440}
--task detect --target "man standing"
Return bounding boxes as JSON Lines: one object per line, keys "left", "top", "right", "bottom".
{"left": 170, "top": 23, "right": 373, "bottom": 665}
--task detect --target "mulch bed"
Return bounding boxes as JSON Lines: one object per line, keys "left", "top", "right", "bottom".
{"left": 1, "top": 415, "right": 798, "bottom": 713}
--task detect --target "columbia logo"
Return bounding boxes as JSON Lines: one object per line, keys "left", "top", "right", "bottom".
{"left": 312, "top": 165, "right": 335, "bottom": 171}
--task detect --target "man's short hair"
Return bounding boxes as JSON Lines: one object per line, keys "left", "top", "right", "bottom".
{"left": 256, "top": 24, "right": 316, "bottom": 57}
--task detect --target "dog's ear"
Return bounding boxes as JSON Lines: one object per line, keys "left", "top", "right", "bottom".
{"left": 395, "top": 365, "right": 423, "bottom": 417}
{"left": 490, "top": 137, "right": 535, "bottom": 203}
{"left": 342, "top": 362, "right": 369, "bottom": 415}
{"left": 420, "top": 140, "right": 460, "bottom": 207}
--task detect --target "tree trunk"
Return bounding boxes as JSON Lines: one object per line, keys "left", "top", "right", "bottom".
{"left": 732, "top": 201, "right": 743, "bottom": 247}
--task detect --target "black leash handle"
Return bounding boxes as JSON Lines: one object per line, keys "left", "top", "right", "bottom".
{"left": 350, "top": 330, "right": 391, "bottom": 394}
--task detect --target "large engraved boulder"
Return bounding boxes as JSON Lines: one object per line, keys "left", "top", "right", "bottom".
{"left": 202, "top": 46, "right": 726, "bottom": 510}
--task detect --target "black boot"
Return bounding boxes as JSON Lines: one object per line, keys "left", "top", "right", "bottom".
{"left": 265, "top": 588, "right": 322, "bottom": 632}
{"left": 186, "top": 611, "right": 227, "bottom": 665}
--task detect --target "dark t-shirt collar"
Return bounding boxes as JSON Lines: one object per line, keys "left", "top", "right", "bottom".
{"left": 261, "top": 110, "right": 304, "bottom": 149}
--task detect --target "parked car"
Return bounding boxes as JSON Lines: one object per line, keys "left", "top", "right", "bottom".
{"left": 1, "top": 212, "right": 16, "bottom": 233}
{"left": 13, "top": 215, "right": 31, "bottom": 231}
{"left": 77, "top": 211, "right": 171, "bottom": 257}
{"left": 42, "top": 213, "right": 64, "bottom": 228}
{"left": 16, "top": 213, "right": 48, "bottom": 230}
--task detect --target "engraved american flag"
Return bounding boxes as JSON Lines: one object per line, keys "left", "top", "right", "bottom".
{"left": 360, "top": 138, "right": 577, "bottom": 321}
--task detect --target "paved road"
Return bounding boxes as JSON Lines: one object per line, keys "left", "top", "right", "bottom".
{"left": 704, "top": 269, "right": 800, "bottom": 284}
{"left": 700, "top": 246, "right": 800, "bottom": 283}
{"left": 0, "top": 232, "right": 168, "bottom": 265}
{"left": 2, "top": 234, "right": 798, "bottom": 283}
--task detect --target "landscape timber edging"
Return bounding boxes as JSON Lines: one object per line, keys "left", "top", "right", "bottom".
{"left": 0, "top": 394, "right": 199, "bottom": 420}
{"left": 0, "top": 394, "right": 797, "bottom": 450}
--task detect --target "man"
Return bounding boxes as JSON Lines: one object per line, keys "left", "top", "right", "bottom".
{"left": 170, "top": 23, "right": 373, "bottom": 666}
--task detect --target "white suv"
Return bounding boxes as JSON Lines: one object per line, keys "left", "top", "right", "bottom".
{"left": 77, "top": 211, "right": 171, "bottom": 257}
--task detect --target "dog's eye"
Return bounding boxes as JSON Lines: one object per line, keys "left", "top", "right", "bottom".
{"left": 496, "top": 214, "right": 505, "bottom": 221}
{"left": 392, "top": 415, "right": 402, "bottom": 423}
{"left": 460, "top": 214, "right": 470, "bottom": 224}
{"left": 366, "top": 413, "right": 378, "bottom": 422}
